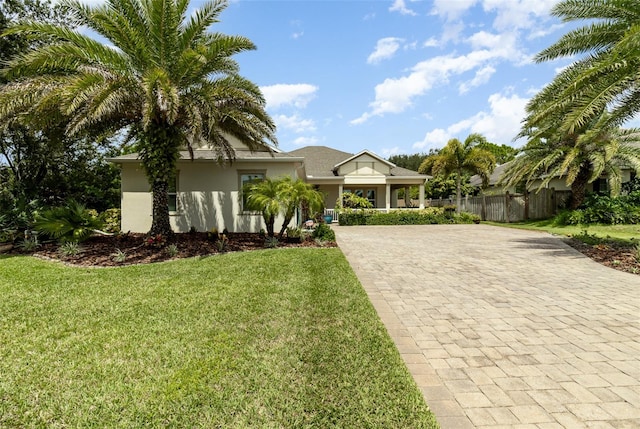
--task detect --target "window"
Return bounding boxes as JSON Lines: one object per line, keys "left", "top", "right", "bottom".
{"left": 168, "top": 173, "right": 178, "bottom": 212}
{"left": 240, "top": 171, "right": 265, "bottom": 211}
{"left": 366, "top": 189, "right": 376, "bottom": 206}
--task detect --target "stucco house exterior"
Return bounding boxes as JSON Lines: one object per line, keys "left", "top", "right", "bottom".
{"left": 110, "top": 141, "right": 428, "bottom": 233}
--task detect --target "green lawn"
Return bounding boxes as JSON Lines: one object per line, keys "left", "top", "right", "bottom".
{"left": 485, "top": 220, "right": 640, "bottom": 243}
{"left": 0, "top": 249, "right": 437, "bottom": 428}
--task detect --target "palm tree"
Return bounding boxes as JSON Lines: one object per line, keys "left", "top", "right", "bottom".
{"left": 418, "top": 134, "right": 496, "bottom": 213}
{"left": 244, "top": 177, "right": 280, "bottom": 238}
{"left": 528, "top": 0, "right": 640, "bottom": 134}
{"left": 276, "top": 177, "right": 324, "bottom": 238}
{"left": 0, "top": 0, "right": 276, "bottom": 236}
{"left": 501, "top": 113, "right": 640, "bottom": 209}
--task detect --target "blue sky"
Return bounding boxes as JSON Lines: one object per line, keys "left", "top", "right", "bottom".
{"left": 82, "top": 0, "right": 599, "bottom": 157}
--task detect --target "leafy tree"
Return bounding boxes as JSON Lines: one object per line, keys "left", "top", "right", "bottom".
{"left": 528, "top": 0, "right": 640, "bottom": 134}
{"left": 387, "top": 152, "right": 432, "bottom": 171}
{"left": 476, "top": 142, "right": 518, "bottom": 165}
{"left": 418, "top": 134, "right": 496, "bottom": 213}
{"left": 501, "top": 112, "right": 640, "bottom": 208}
{"left": 0, "top": 0, "right": 276, "bottom": 237}
{"left": 424, "top": 175, "right": 477, "bottom": 200}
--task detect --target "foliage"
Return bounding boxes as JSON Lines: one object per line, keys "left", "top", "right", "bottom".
{"left": 285, "top": 226, "right": 302, "bottom": 238}
{"left": 0, "top": 198, "right": 41, "bottom": 243}
{"left": 311, "top": 223, "right": 336, "bottom": 241}
{"left": 16, "top": 235, "right": 39, "bottom": 251}
{"left": 244, "top": 177, "right": 280, "bottom": 237}
{"left": 263, "top": 236, "right": 279, "bottom": 248}
{"left": 528, "top": 0, "right": 640, "bottom": 134}
{"left": 216, "top": 234, "right": 229, "bottom": 252}
{"left": 336, "top": 191, "right": 373, "bottom": 210}
{"left": 553, "top": 192, "right": 640, "bottom": 225}
{"left": 58, "top": 241, "right": 83, "bottom": 257}
{"left": 622, "top": 177, "right": 640, "bottom": 194}
{"left": 387, "top": 152, "right": 432, "bottom": 171}
{"left": 166, "top": 244, "right": 179, "bottom": 257}
{"left": 476, "top": 141, "right": 518, "bottom": 165}
{"left": 99, "top": 208, "right": 121, "bottom": 234}
{"left": 0, "top": 0, "right": 277, "bottom": 237}
{"left": 424, "top": 174, "right": 477, "bottom": 199}
{"left": 34, "top": 200, "right": 103, "bottom": 242}
{"left": 502, "top": 110, "right": 640, "bottom": 209}
{"left": 111, "top": 248, "right": 126, "bottom": 263}
{"left": 338, "top": 208, "right": 479, "bottom": 226}
{"left": 207, "top": 227, "right": 219, "bottom": 241}
{"left": 419, "top": 133, "right": 496, "bottom": 213}
{"left": 244, "top": 176, "right": 324, "bottom": 238}
{"left": 144, "top": 234, "right": 167, "bottom": 249}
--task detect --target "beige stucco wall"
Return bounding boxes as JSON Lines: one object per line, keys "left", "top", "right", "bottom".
{"left": 120, "top": 160, "right": 299, "bottom": 233}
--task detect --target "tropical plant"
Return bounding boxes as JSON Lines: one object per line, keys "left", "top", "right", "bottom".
{"left": 336, "top": 192, "right": 373, "bottom": 210}
{"left": 58, "top": 241, "right": 83, "bottom": 257}
{"left": 502, "top": 112, "right": 640, "bottom": 208}
{"left": 276, "top": 177, "right": 324, "bottom": 238}
{"left": 34, "top": 200, "right": 103, "bottom": 242}
{"left": 244, "top": 177, "right": 280, "bottom": 237}
{"left": 527, "top": 0, "right": 640, "bottom": 134}
{"left": 418, "top": 134, "right": 496, "bottom": 213}
{"left": 166, "top": 244, "right": 179, "bottom": 257}
{"left": 111, "top": 248, "right": 126, "bottom": 263}
{"left": 0, "top": 0, "right": 276, "bottom": 237}
{"left": 312, "top": 223, "right": 336, "bottom": 242}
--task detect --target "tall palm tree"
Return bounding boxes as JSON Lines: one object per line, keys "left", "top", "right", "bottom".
{"left": 501, "top": 113, "right": 640, "bottom": 208}
{"left": 528, "top": 0, "right": 640, "bottom": 134}
{"left": 0, "top": 0, "right": 276, "bottom": 236}
{"left": 418, "top": 133, "right": 496, "bottom": 213}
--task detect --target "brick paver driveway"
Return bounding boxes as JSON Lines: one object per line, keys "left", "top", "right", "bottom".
{"left": 334, "top": 224, "right": 639, "bottom": 429}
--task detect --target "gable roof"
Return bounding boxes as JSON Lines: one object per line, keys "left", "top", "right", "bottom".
{"left": 108, "top": 149, "right": 303, "bottom": 163}
{"left": 288, "top": 145, "right": 426, "bottom": 178}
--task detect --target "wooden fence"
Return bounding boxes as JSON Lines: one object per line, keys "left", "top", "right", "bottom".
{"left": 428, "top": 189, "right": 573, "bottom": 222}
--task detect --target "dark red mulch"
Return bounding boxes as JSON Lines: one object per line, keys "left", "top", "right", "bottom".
{"left": 564, "top": 239, "right": 639, "bottom": 275}
{"left": 15, "top": 232, "right": 335, "bottom": 267}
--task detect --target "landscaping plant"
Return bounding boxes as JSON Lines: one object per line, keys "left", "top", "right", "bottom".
{"left": 34, "top": 200, "right": 103, "bottom": 243}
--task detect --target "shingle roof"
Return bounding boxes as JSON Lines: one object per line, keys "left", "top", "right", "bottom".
{"left": 109, "top": 149, "right": 302, "bottom": 162}
{"left": 288, "top": 145, "right": 426, "bottom": 178}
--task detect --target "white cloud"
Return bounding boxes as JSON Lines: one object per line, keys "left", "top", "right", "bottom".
{"left": 367, "top": 37, "right": 404, "bottom": 64}
{"left": 389, "top": 0, "right": 417, "bottom": 16}
{"left": 423, "top": 37, "right": 439, "bottom": 48}
{"left": 481, "top": 0, "right": 557, "bottom": 31}
{"left": 458, "top": 65, "right": 496, "bottom": 94}
{"left": 274, "top": 114, "right": 316, "bottom": 133}
{"left": 414, "top": 91, "right": 528, "bottom": 149}
{"left": 431, "top": 0, "right": 478, "bottom": 20}
{"left": 293, "top": 136, "right": 319, "bottom": 146}
{"left": 261, "top": 84, "right": 318, "bottom": 109}
{"left": 291, "top": 31, "right": 304, "bottom": 39}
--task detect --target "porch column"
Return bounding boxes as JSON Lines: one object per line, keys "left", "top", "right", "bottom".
{"left": 385, "top": 183, "right": 391, "bottom": 211}
{"left": 419, "top": 183, "right": 425, "bottom": 209}
{"left": 338, "top": 184, "right": 343, "bottom": 208}
{"left": 404, "top": 186, "right": 410, "bottom": 208}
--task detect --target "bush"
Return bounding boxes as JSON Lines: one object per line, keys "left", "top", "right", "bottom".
{"left": 312, "top": 223, "right": 336, "bottom": 241}
{"left": 338, "top": 208, "right": 479, "bottom": 226}
{"left": 553, "top": 192, "right": 640, "bottom": 225}
{"left": 100, "top": 208, "right": 121, "bottom": 233}
{"left": 34, "top": 200, "right": 104, "bottom": 242}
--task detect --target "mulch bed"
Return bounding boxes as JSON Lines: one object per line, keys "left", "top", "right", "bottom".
{"left": 2, "top": 232, "right": 638, "bottom": 275}
{"left": 564, "top": 239, "right": 640, "bottom": 275}
{"left": 6, "top": 232, "right": 335, "bottom": 267}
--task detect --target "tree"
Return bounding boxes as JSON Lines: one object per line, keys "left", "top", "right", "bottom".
{"left": 0, "top": 0, "right": 120, "bottom": 214}
{"left": 387, "top": 152, "right": 431, "bottom": 171}
{"left": 528, "top": 0, "right": 640, "bottom": 134}
{"left": 476, "top": 142, "right": 518, "bottom": 165}
{"left": 418, "top": 134, "right": 496, "bottom": 213}
{"left": 501, "top": 112, "right": 640, "bottom": 208}
{"left": 276, "top": 177, "right": 324, "bottom": 238}
{"left": 244, "top": 177, "right": 281, "bottom": 238}
{"left": 0, "top": 0, "right": 276, "bottom": 236}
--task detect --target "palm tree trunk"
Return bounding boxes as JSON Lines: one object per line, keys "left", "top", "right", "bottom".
{"left": 570, "top": 167, "right": 591, "bottom": 209}
{"left": 150, "top": 179, "right": 173, "bottom": 237}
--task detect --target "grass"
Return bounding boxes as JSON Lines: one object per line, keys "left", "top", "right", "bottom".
{"left": 485, "top": 219, "right": 640, "bottom": 244}
{"left": 0, "top": 249, "right": 437, "bottom": 428}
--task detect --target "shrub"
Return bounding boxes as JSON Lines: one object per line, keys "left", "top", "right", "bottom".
{"left": 553, "top": 192, "right": 640, "bottom": 225}
{"left": 58, "top": 241, "right": 83, "bottom": 257}
{"left": 166, "top": 244, "right": 179, "bottom": 257}
{"left": 312, "top": 223, "right": 336, "bottom": 241}
{"left": 264, "top": 236, "right": 279, "bottom": 248}
{"left": 338, "top": 208, "right": 478, "bottom": 226}
{"left": 111, "top": 248, "right": 126, "bottom": 263}
{"left": 99, "top": 208, "right": 121, "bottom": 233}
{"left": 34, "top": 201, "right": 104, "bottom": 242}
{"left": 336, "top": 192, "right": 373, "bottom": 209}
{"left": 16, "top": 235, "right": 39, "bottom": 252}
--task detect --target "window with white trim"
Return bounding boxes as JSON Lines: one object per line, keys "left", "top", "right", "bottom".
{"left": 240, "top": 171, "right": 265, "bottom": 211}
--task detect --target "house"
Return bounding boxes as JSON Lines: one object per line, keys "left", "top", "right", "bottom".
{"left": 288, "top": 146, "right": 428, "bottom": 215}
{"left": 110, "top": 141, "right": 428, "bottom": 233}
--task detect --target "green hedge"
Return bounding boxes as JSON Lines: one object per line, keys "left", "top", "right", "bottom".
{"left": 554, "top": 191, "right": 640, "bottom": 225}
{"left": 338, "top": 208, "right": 480, "bottom": 226}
